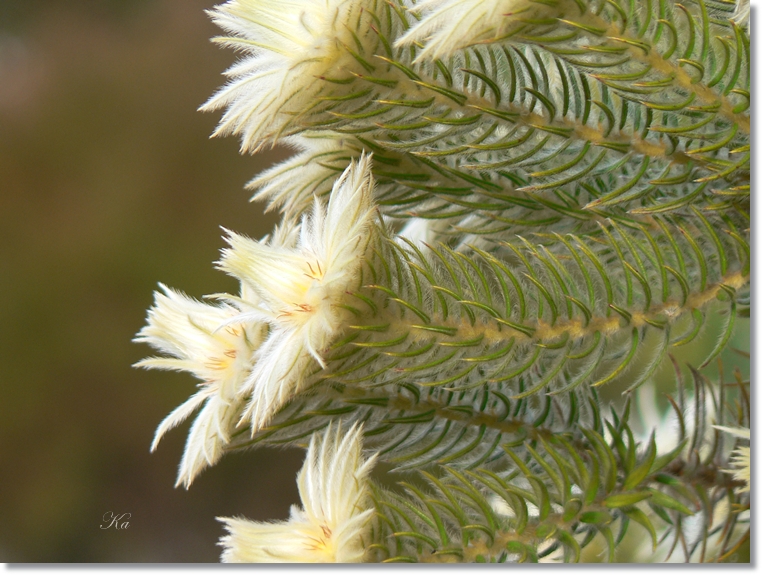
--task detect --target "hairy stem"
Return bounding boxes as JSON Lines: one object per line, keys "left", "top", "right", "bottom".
{"left": 369, "top": 269, "right": 747, "bottom": 348}
{"left": 557, "top": 4, "right": 750, "bottom": 135}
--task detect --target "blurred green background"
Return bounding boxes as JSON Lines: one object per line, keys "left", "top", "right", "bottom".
{"left": 0, "top": 0, "right": 749, "bottom": 563}
{"left": 0, "top": 0, "right": 304, "bottom": 562}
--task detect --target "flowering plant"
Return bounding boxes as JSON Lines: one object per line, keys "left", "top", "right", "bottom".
{"left": 137, "top": 0, "right": 750, "bottom": 562}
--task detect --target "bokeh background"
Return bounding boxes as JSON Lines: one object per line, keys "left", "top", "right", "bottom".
{"left": 0, "top": 0, "right": 303, "bottom": 562}
{"left": 0, "top": 0, "right": 750, "bottom": 563}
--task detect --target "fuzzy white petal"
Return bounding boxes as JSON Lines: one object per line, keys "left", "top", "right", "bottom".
{"left": 202, "top": 0, "right": 376, "bottom": 151}
{"left": 219, "top": 155, "right": 377, "bottom": 434}
{"left": 714, "top": 425, "right": 750, "bottom": 492}
{"left": 134, "top": 285, "right": 263, "bottom": 487}
{"left": 134, "top": 285, "right": 262, "bottom": 383}
{"left": 238, "top": 327, "right": 311, "bottom": 432}
{"left": 714, "top": 425, "right": 750, "bottom": 440}
{"left": 396, "top": 0, "right": 540, "bottom": 61}
{"left": 221, "top": 231, "right": 312, "bottom": 314}
{"left": 248, "top": 134, "right": 354, "bottom": 218}
{"left": 175, "top": 393, "right": 243, "bottom": 488}
{"left": 218, "top": 423, "right": 376, "bottom": 563}
{"left": 303, "top": 153, "right": 376, "bottom": 284}
{"left": 726, "top": 445, "right": 751, "bottom": 491}
{"left": 149, "top": 390, "right": 209, "bottom": 453}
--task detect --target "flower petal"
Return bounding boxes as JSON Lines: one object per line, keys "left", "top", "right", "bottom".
{"left": 238, "top": 327, "right": 310, "bottom": 433}
{"left": 217, "top": 422, "right": 376, "bottom": 562}
{"left": 219, "top": 230, "right": 311, "bottom": 314}
{"left": 176, "top": 393, "right": 244, "bottom": 488}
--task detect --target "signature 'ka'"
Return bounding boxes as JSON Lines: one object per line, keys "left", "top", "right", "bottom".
{"left": 136, "top": 0, "right": 751, "bottom": 563}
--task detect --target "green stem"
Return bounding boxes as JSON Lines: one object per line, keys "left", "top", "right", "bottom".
{"left": 347, "top": 268, "right": 748, "bottom": 359}
{"left": 541, "top": 3, "right": 750, "bottom": 136}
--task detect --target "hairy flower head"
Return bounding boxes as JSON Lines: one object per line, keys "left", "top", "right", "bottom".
{"left": 218, "top": 422, "right": 376, "bottom": 562}
{"left": 134, "top": 285, "right": 265, "bottom": 488}
{"left": 201, "top": 0, "right": 376, "bottom": 151}
{"left": 219, "top": 154, "right": 377, "bottom": 433}
{"left": 249, "top": 133, "right": 356, "bottom": 219}
{"left": 715, "top": 425, "right": 750, "bottom": 493}
{"left": 396, "top": 0, "right": 543, "bottom": 61}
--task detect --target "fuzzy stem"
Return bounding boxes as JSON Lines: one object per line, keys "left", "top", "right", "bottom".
{"left": 330, "top": 382, "right": 563, "bottom": 439}
{"left": 372, "top": 269, "right": 748, "bottom": 348}
{"left": 361, "top": 60, "right": 702, "bottom": 171}
{"left": 557, "top": 6, "right": 750, "bottom": 136}
{"left": 399, "top": 456, "right": 741, "bottom": 563}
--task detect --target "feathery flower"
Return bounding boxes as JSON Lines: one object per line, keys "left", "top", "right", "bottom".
{"left": 714, "top": 425, "right": 750, "bottom": 492}
{"left": 134, "top": 285, "right": 265, "bottom": 488}
{"left": 219, "top": 154, "right": 377, "bottom": 433}
{"left": 218, "top": 422, "right": 377, "bottom": 562}
{"left": 201, "top": 0, "right": 376, "bottom": 151}
{"left": 248, "top": 133, "right": 357, "bottom": 219}
{"left": 396, "top": 0, "right": 542, "bottom": 61}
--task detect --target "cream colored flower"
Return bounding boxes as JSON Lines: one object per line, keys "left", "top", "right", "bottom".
{"left": 715, "top": 425, "right": 750, "bottom": 492}
{"left": 201, "top": 0, "right": 376, "bottom": 151}
{"left": 134, "top": 285, "right": 265, "bottom": 488}
{"left": 218, "top": 154, "right": 377, "bottom": 433}
{"left": 218, "top": 422, "right": 377, "bottom": 562}
{"left": 395, "top": 0, "right": 540, "bottom": 61}
{"left": 248, "top": 133, "right": 357, "bottom": 220}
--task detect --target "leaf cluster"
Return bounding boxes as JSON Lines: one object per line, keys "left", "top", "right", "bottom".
{"left": 153, "top": 0, "right": 751, "bottom": 563}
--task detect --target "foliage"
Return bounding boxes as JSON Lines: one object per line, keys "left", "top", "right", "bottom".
{"left": 136, "top": 0, "right": 750, "bottom": 563}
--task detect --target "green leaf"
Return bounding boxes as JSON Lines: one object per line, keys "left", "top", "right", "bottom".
{"left": 579, "top": 510, "right": 613, "bottom": 524}
{"left": 648, "top": 489, "right": 695, "bottom": 515}
{"left": 623, "top": 433, "right": 657, "bottom": 490}
{"left": 650, "top": 438, "right": 689, "bottom": 474}
{"left": 624, "top": 507, "right": 658, "bottom": 551}
{"left": 557, "top": 530, "right": 581, "bottom": 563}
{"left": 563, "top": 498, "right": 583, "bottom": 522}
{"left": 603, "top": 492, "right": 652, "bottom": 508}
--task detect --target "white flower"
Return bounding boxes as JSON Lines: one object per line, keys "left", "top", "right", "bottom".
{"left": 248, "top": 133, "right": 358, "bottom": 219}
{"left": 395, "top": 0, "right": 540, "bottom": 61}
{"left": 714, "top": 425, "right": 750, "bottom": 493}
{"left": 217, "top": 422, "right": 377, "bottom": 562}
{"left": 134, "top": 285, "right": 265, "bottom": 488}
{"left": 218, "top": 154, "right": 377, "bottom": 433}
{"left": 201, "top": 0, "right": 376, "bottom": 151}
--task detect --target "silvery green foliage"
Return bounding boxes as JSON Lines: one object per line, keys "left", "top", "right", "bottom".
{"left": 137, "top": 0, "right": 750, "bottom": 563}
